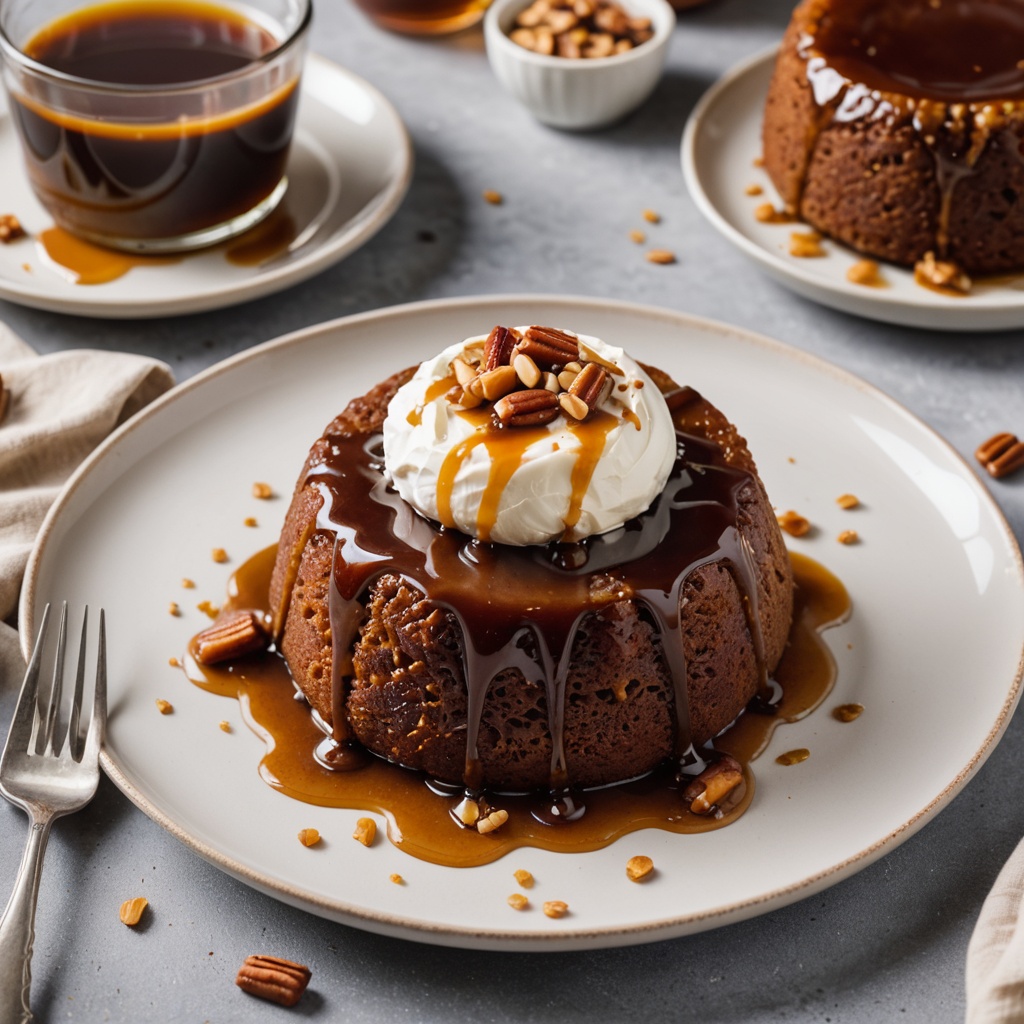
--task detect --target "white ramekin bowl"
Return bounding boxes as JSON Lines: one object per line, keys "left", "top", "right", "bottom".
{"left": 484, "top": 0, "right": 675, "bottom": 130}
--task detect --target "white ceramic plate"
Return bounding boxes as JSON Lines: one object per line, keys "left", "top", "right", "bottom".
{"left": 22, "top": 296, "right": 1024, "bottom": 950}
{"left": 682, "top": 49, "right": 1024, "bottom": 332}
{"left": 0, "top": 54, "right": 412, "bottom": 319}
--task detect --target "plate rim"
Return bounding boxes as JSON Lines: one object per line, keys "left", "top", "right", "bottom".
{"left": 0, "top": 52, "right": 414, "bottom": 319}
{"left": 20, "top": 293, "right": 1024, "bottom": 950}
{"left": 681, "top": 47, "right": 1024, "bottom": 331}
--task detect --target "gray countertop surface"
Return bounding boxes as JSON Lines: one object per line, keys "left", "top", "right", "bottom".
{"left": 2, "top": 0, "right": 1024, "bottom": 1020}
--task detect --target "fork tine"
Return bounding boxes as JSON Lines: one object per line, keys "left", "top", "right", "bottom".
{"left": 39, "top": 603, "right": 68, "bottom": 757}
{"left": 81, "top": 609, "right": 106, "bottom": 765}
{"left": 67, "top": 608, "right": 89, "bottom": 762}
{"left": 2, "top": 604, "right": 52, "bottom": 758}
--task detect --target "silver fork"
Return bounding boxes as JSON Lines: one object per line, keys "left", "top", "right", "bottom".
{"left": 0, "top": 604, "right": 106, "bottom": 1024}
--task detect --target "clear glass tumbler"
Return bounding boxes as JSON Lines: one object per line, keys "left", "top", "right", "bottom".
{"left": 0, "top": 0, "right": 312, "bottom": 252}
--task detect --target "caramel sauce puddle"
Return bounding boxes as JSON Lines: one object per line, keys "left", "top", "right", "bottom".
{"left": 187, "top": 546, "right": 850, "bottom": 868}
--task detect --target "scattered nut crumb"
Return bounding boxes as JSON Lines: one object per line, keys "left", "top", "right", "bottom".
{"left": 252, "top": 482, "right": 274, "bottom": 499}
{"left": 645, "top": 249, "right": 676, "bottom": 265}
{"left": 507, "top": 893, "right": 530, "bottom": 911}
{"left": 914, "top": 251, "right": 971, "bottom": 295}
{"left": 168, "top": 656, "right": 181, "bottom": 668}
{"left": 390, "top": 873, "right": 405, "bottom": 885}
{"left": 626, "top": 855, "right": 654, "bottom": 882}
{"left": 181, "top": 578, "right": 195, "bottom": 589}
{"left": 788, "top": 230, "right": 826, "bottom": 257}
{"left": 353, "top": 817, "right": 377, "bottom": 847}
{"left": 836, "top": 493, "right": 860, "bottom": 509}
{"left": 837, "top": 529, "right": 859, "bottom": 545}
{"left": 543, "top": 900, "right": 569, "bottom": 919}
{"left": 477, "top": 808, "right": 510, "bottom": 835}
{"left": 196, "top": 600, "right": 220, "bottom": 619}
{"left": 219, "top": 720, "right": 232, "bottom": 733}
{"left": 754, "top": 202, "right": 795, "bottom": 224}
{"left": 642, "top": 208, "right": 661, "bottom": 224}
{"left": 119, "top": 896, "right": 148, "bottom": 927}
{"left": 0, "top": 213, "right": 26, "bottom": 243}
{"left": 513, "top": 869, "right": 534, "bottom": 889}
{"left": 833, "top": 703, "right": 864, "bottom": 723}
{"left": 297, "top": 828, "right": 320, "bottom": 847}
{"left": 482, "top": 189, "right": 503, "bottom": 205}
{"left": 243, "top": 516, "right": 257, "bottom": 528}
{"left": 235, "top": 955, "right": 311, "bottom": 1008}
{"left": 168, "top": 602, "right": 181, "bottom": 617}
{"left": 777, "top": 510, "right": 811, "bottom": 537}
{"left": 155, "top": 699, "right": 173, "bottom": 715}
{"left": 846, "top": 258, "right": 886, "bottom": 288}
{"left": 776, "top": 748, "right": 810, "bottom": 766}
{"left": 212, "top": 547, "right": 228, "bottom": 563}
{"left": 753, "top": 155, "right": 765, "bottom": 167}
{"left": 745, "top": 183, "right": 764, "bottom": 196}
{"left": 628, "top": 229, "right": 646, "bottom": 244}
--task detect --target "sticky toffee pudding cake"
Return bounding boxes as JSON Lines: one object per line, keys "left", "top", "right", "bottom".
{"left": 264, "top": 325, "right": 795, "bottom": 821}
{"left": 763, "top": 0, "right": 1024, "bottom": 275}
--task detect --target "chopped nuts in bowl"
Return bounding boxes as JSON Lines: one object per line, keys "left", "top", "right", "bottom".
{"left": 484, "top": 0, "right": 675, "bottom": 130}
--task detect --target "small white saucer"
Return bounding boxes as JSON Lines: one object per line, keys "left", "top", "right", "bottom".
{"left": 0, "top": 54, "right": 413, "bottom": 319}
{"left": 682, "top": 48, "right": 1024, "bottom": 332}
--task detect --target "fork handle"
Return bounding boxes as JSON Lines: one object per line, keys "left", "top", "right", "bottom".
{"left": 0, "top": 811, "right": 53, "bottom": 1024}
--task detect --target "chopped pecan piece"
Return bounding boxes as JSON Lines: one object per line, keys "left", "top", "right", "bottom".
{"left": 235, "top": 955, "right": 311, "bottom": 1008}
{"left": 195, "top": 610, "right": 268, "bottom": 665}
{"left": 682, "top": 755, "right": 744, "bottom": 815}
{"left": 494, "top": 388, "right": 560, "bottom": 427}
{"left": 483, "top": 325, "right": 517, "bottom": 370}
{"left": 568, "top": 361, "right": 610, "bottom": 411}
{"left": 976, "top": 432, "right": 1024, "bottom": 479}
{"left": 516, "top": 326, "right": 580, "bottom": 370}
{"left": 0, "top": 214, "right": 25, "bottom": 243}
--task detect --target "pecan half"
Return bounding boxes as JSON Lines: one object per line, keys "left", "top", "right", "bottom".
{"left": 976, "top": 432, "right": 1024, "bottom": 479}
{"left": 236, "top": 955, "right": 311, "bottom": 1007}
{"left": 483, "top": 325, "right": 516, "bottom": 370}
{"left": 494, "top": 388, "right": 560, "bottom": 427}
{"left": 682, "top": 755, "right": 744, "bottom": 815}
{"left": 195, "top": 611, "right": 268, "bottom": 665}
{"left": 516, "top": 326, "right": 580, "bottom": 369}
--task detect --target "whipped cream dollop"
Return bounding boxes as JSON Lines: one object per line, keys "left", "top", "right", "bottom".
{"left": 382, "top": 327, "right": 677, "bottom": 546}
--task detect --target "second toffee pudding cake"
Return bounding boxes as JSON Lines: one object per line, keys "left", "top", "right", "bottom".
{"left": 268, "top": 325, "right": 794, "bottom": 818}
{"left": 763, "top": 0, "right": 1024, "bottom": 275}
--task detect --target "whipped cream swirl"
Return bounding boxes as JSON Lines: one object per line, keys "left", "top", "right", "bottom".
{"left": 382, "top": 328, "right": 677, "bottom": 546}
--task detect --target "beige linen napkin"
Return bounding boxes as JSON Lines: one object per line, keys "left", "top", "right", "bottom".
{"left": 966, "top": 836, "right": 1024, "bottom": 1022}
{"left": 0, "top": 323, "right": 174, "bottom": 684}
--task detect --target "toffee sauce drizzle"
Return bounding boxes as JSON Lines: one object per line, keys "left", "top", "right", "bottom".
{"left": 304, "top": 386, "right": 768, "bottom": 823}
{"left": 793, "top": 0, "right": 1024, "bottom": 256}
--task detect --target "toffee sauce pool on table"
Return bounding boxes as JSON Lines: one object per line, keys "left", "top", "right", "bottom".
{"left": 10, "top": 0, "right": 300, "bottom": 243}
{"left": 188, "top": 388, "right": 850, "bottom": 868}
